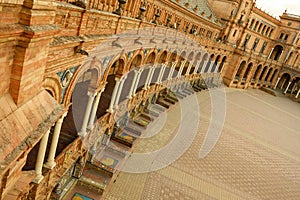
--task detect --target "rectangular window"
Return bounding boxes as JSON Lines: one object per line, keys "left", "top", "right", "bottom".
{"left": 279, "top": 33, "right": 284, "bottom": 40}
{"left": 233, "top": 30, "right": 237, "bottom": 37}
{"left": 260, "top": 41, "right": 267, "bottom": 54}
{"left": 252, "top": 38, "right": 260, "bottom": 51}
{"left": 206, "top": 31, "right": 212, "bottom": 39}
{"left": 284, "top": 34, "right": 289, "bottom": 41}
{"left": 199, "top": 28, "right": 205, "bottom": 37}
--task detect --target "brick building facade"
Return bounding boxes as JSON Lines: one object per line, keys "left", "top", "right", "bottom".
{"left": 0, "top": 0, "right": 299, "bottom": 199}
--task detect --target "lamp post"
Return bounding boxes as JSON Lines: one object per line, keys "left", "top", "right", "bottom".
{"left": 166, "top": 15, "right": 171, "bottom": 27}
{"left": 152, "top": 9, "right": 161, "bottom": 24}
{"left": 137, "top": 1, "right": 146, "bottom": 20}
{"left": 113, "top": 0, "right": 127, "bottom": 15}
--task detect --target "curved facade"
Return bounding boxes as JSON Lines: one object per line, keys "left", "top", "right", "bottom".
{"left": 0, "top": 0, "right": 299, "bottom": 199}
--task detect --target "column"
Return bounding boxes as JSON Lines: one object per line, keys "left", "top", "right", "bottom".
{"left": 177, "top": 60, "right": 186, "bottom": 77}
{"left": 193, "top": 61, "right": 201, "bottom": 74}
{"left": 273, "top": 77, "right": 280, "bottom": 89}
{"left": 201, "top": 61, "right": 207, "bottom": 73}
{"left": 88, "top": 88, "right": 104, "bottom": 130}
{"left": 284, "top": 81, "right": 292, "bottom": 94}
{"left": 158, "top": 64, "right": 166, "bottom": 83}
{"left": 296, "top": 88, "right": 300, "bottom": 98}
{"left": 208, "top": 62, "right": 215, "bottom": 73}
{"left": 185, "top": 62, "right": 193, "bottom": 75}
{"left": 147, "top": 66, "right": 156, "bottom": 89}
{"left": 168, "top": 62, "right": 177, "bottom": 80}
{"left": 108, "top": 77, "right": 120, "bottom": 112}
{"left": 214, "top": 63, "right": 220, "bottom": 73}
{"left": 144, "top": 67, "right": 153, "bottom": 89}
{"left": 32, "top": 129, "right": 50, "bottom": 184}
{"left": 114, "top": 76, "right": 126, "bottom": 108}
{"left": 79, "top": 91, "right": 96, "bottom": 136}
{"left": 132, "top": 70, "right": 142, "bottom": 96}
{"left": 238, "top": 67, "right": 248, "bottom": 83}
{"left": 254, "top": 68, "right": 263, "bottom": 86}
{"left": 268, "top": 48, "right": 274, "bottom": 59}
{"left": 44, "top": 113, "right": 68, "bottom": 169}
{"left": 128, "top": 71, "right": 138, "bottom": 98}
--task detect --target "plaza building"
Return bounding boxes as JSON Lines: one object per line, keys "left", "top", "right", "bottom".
{"left": 0, "top": 0, "right": 299, "bottom": 199}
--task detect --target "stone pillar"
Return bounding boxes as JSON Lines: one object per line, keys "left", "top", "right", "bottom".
{"left": 168, "top": 62, "right": 177, "bottom": 80}
{"left": 88, "top": 88, "right": 104, "bottom": 130}
{"left": 128, "top": 71, "right": 138, "bottom": 98}
{"left": 208, "top": 62, "right": 215, "bottom": 73}
{"left": 185, "top": 62, "right": 193, "bottom": 75}
{"left": 32, "top": 129, "right": 50, "bottom": 184}
{"left": 177, "top": 60, "right": 186, "bottom": 77}
{"left": 79, "top": 91, "right": 97, "bottom": 136}
{"left": 296, "top": 89, "right": 300, "bottom": 98}
{"left": 273, "top": 77, "right": 280, "bottom": 89}
{"left": 284, "top": 81, "right": 292, "bottom": 94}
{"left": 158, "top": 64, "right": 166, "bottom": 83}
{"left": 268, "top": 48, "right": 274, "bottom": 59}
{"left": 108, "top": 77, "right": 120, "bottom": 112}
{"left": 193, "top": 61, "right": 201, "bottom": 74}
{"left": 132, "top": 70, "right": 142, "bottom": 97}
{"left": 44, "top": 113, "right": 67, "bottom": 169}
{"left": 147, "top": 67, "right": 156, "bottom": 89}
{"left": 114, "top": 76, "right": 126, "bottom": 108}
{"left": 144, "top": 67, "right": 153, "bottom": 89}
{"left": 214, "top": 63, "right": 220, "bottom": 73}
{"left": 238, "top": 67, "right": 248, "bottom": 83}
{"left": 254, "top": 68, "right": 264, "bottom": 87}
{"left": 201, "top": 61, "right": 207, "bottom": 74}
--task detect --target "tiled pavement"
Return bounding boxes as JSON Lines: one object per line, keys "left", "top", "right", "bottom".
{"left": 104, "top": 88, "right": 300, "bottom": 200}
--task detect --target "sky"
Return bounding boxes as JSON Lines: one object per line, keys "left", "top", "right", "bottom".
{"left": 255, "top": 0, "right": 300, "bottom": 18}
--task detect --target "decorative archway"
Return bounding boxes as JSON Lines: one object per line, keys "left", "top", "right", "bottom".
{"left": 270, "top": 45, "right": 283, "bottom": 61}
{"left": 235, "top": 60, "right": 246, "bottom": 80}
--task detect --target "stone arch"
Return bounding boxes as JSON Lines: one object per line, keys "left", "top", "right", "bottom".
{"left": 127, "top": 52, "right": 144, "bottom": 71}
{"left": 249, "top": 19, "right": 255, "bottom": 29}
{"left": 261, "top": 25, "right": 266, "bottom": 34}
{"left": 157, "top": 50, "right": 169, "bottom": 63}
{"left": 212, "top": 55, "right": 221, "bottom": 72}
{"left": 199, "top": 53, "right": 208, "bottom": 72}
{"left": 144, "top": 49, "right": 158, "bottom": 64}
{"left": 253, "top": 64, "right": 262, "bottom": 81}
{"left": 103, "top": 53, "right": 128, "bottom": 82}
{"left": 257, "top": 23, "right": 263, "bottom": 32}
{"left": 254, "top": 21, "right": 259, "bottom": 30}
{"left": 235, "top": 60, "right": 246, "bottom": 79}
{"left": 64, "top": 57, "right": 102, "bottom": 106}
{"left": 278, "top": 73, "right": 292, "bottom": 90}
{"left": 258, "top": 66, "right": 268, "bottom": 81}
{"left": 97, "top": 58, "right": 127, "bottom": 118}
{"left": 43, "top": 76, "right": 62, "bottom": 103}
{"left": 268, "top": 29, "right": 274, "bottom": 37}
{"left": 270, "top": 45, "right": 283, "bottom": 61}
{"left": 264, "top": 67, "right": 273, "bottom": 81}
{"left": 270, "top": 68, "right": 279, "bottom": 83}
{"left": 286, "top": 51, "right": 294, "bottom": 64}
{"left": 290, "top": 77, "right": 300, "bottom": 95}
{"left": 204, "top": 54, "right": 214, "bottom": 72}
{"left": 218, "top": 56, "right": 226, "bottom": 72}
{"left": 243, "top": 62, "right": 253, "bottom": 79}
{"left": 265, "top": 27, "right": 270, "bottom": 36}
{"left": 182, "top": 51, "right": 195, "bottom": 75}
{"left": 192, "top": 52, "right": 202, "bottom": 73}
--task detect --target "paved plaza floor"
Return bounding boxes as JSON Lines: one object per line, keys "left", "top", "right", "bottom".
{"left": 104, "top": 88, "right": 300, "bottom": 200}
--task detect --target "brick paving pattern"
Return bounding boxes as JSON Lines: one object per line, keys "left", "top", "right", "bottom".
{"left": 105, "top": 88, "right": 300, "bottom": 200}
